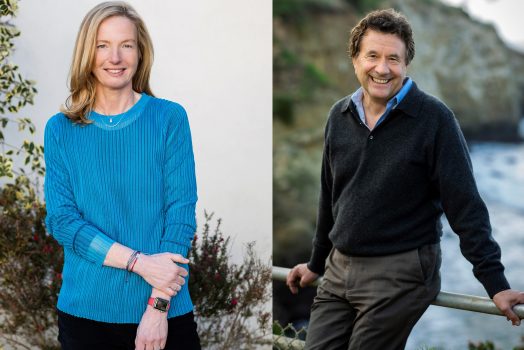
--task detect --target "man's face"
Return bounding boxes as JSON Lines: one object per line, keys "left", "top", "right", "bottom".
{"left": 352, "top": 30, "right": 408, "bottom": 107}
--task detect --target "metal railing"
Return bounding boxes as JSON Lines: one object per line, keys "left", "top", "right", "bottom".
{"left": 272, "top": 265, "right": 524, "bottom": 348}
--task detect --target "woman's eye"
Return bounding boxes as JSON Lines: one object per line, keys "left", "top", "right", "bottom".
{"left": 96, "top": 44, "right": 107, "bottom": 49}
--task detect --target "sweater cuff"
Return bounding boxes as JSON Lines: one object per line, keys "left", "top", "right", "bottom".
{"left": 479, "top": 272, "right": 511, "bottom": 299}
{"left": 308, "top": 244, "right": 332, "bottom": 275}
{"left": 76, "top": 225, "right": 115, "bottom": 266}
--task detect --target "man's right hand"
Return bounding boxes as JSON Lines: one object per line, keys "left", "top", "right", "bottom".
{"left": 286, "top": 263, "right": 319, "bottom": 294}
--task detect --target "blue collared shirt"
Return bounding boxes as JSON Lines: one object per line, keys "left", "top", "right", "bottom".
{"left": 351, "top": 77, "right": 413, "bottom": 130}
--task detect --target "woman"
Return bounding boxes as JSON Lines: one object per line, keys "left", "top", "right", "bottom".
{"left": 44, "top": 2, "right": 200, "bottom": 349}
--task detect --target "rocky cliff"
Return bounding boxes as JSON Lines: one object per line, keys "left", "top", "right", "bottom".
{"left": 394, "top": 0, "right": 524, "bottom": 140}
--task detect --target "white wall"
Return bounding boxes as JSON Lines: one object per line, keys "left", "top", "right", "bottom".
{"left": 11, "top": 0, "right": 272, "bottom": 261}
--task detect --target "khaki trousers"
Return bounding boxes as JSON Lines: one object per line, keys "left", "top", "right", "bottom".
{"left": 305, "top": 244, "right": 441, "bottom": 350}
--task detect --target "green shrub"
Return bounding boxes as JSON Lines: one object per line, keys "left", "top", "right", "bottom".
{"left": 0, "top": 177, "right": 62, "bottom": 350}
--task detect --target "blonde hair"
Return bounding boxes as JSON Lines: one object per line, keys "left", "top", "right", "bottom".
{"left": 61, "top": 1, "right": 154, "bottom": 124}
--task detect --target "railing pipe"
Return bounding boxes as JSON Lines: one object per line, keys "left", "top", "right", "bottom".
{"left": 273, "top": 266, "right": 524, "bottom": 319}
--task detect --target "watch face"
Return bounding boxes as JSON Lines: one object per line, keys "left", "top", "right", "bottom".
{"left": 154, "top": 298, "right": 169, "bottom": 311}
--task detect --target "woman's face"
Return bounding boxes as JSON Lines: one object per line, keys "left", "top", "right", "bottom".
{"left": 92, "top": 16, "right": 139, "bottom": 94}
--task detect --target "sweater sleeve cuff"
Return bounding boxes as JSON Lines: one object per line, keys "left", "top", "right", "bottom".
{"left": 308, "top": 244, "right": 332, "bottom": 275}
{"left": 478, "top": 273, "right": 511, "bottom": 299}
{"left": 76, "top": 225, "right": 115, "bottom": 266}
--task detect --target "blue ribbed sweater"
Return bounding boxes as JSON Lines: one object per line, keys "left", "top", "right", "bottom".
{"left": 44, "top": 94, "right": 197, "bottom": 323}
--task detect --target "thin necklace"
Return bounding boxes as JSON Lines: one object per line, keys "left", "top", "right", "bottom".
{"left": 102, "top": 113, "right": 126, "bottom": 128}
{"left": 97, "top": 93, "right": 137, "bottom": 128}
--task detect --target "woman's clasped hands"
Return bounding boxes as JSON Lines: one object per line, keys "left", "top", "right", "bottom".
{"left": 133, "top": 253, "right": 189, "bottom": 296}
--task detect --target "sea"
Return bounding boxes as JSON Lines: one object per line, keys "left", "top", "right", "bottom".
{"left": 407, "top": 142, "right": 524, "bottom": 350}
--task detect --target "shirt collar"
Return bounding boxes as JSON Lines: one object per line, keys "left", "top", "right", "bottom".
{"left": 393, "top": 77, "right": 413, "bottom": 107}
{"left": 343, "top": 77, "right": 413, "bottom": 114}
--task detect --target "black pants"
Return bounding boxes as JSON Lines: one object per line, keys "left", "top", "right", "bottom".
{"left": 57, "top": 309, "right": 201, "bottom": 350}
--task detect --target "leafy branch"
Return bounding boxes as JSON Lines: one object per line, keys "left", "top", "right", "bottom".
{"left": 0, "top": 0, "right": 40, "bottom": 182}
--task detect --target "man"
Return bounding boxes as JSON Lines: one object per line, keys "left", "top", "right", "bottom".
{"left": 286, "top": 8, "right": 524, "bottom": 350}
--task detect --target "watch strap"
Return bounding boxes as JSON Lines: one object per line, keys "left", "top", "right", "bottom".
{"left": 148, "top": 297, "right": 170, "bottom": 313}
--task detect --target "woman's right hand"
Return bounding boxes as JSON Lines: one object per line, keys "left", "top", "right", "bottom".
{"left": 133, "top": 253, "right": 189, "bottom": 296}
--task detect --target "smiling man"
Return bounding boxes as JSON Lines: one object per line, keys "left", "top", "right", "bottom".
{"left": 286, "top": 9, "right": 524, "bottom": 350}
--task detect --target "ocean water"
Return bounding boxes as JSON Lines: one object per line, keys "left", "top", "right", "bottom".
{"left": 407, "top": 142, "right": 524, "bottom": 350}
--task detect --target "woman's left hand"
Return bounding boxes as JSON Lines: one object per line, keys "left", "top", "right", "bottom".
{"left": 135, "top": 307, "right": 168, "bottom": 350}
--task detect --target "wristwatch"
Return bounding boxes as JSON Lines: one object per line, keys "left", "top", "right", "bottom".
{"left": 148, "top": 297, "right": 170, "bottom": 313}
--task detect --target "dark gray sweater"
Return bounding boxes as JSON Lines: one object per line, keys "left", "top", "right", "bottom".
{"left": 308, "top": 82, "right": 509, "bottom": 298}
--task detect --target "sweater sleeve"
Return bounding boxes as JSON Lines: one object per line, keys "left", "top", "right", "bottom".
{"left": 159, "top": 105, "right": 197, "bottom": 258}
{"left": 44, "top": 118, "right": 115, "bottom": 266}
{"left": 308, "top": 123, "right": 334, "bottom": 275}
{"left": 431, "top": 111, "right": 509, "bottom": 298}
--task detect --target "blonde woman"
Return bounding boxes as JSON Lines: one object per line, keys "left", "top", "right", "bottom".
{"left": 44, "top": 2, "right": 200, "bottom": 349}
